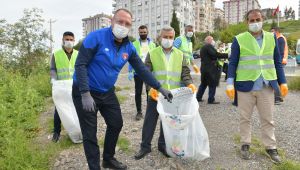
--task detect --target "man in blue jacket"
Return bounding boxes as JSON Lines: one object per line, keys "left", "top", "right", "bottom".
{"left": 72, "top": 8, "right": 172, "bottom": 170}
{"left": 226, "top": 9, "right": 288, "bottom": 164}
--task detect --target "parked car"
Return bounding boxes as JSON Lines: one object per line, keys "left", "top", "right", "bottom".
{"left": 296, "top": 55, "right": 300, "bottom": 65}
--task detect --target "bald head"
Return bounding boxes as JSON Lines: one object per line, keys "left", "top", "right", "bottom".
{"left": 112, "top": 9, "right": 132, "bottom": 28}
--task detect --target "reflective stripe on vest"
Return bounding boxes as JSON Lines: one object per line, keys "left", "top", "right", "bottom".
{"left": 54, "top": 49, "right": 78, "bottom": 80}
{"left": 178, "top": 36, "right": 193, "bottom": 65}
{"left": 236, "top": 31, "right": 277, "bottom": 81}
{"left": 149, "top": 46, "right": 183, "bottom": 90}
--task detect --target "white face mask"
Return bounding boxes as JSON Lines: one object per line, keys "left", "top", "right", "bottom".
{"left": 63, "top": 41, "right": 74, "bottom": 49}
{"left": 161, "top": 38, "right": 174, "bottom": 49}
{"left": 186, "top": 31, "right": 193, "bottom": 38}
{"left": 248, "top": 22, "right": 263, "bottom": 33}
{"left": 113, "top": 24, "right": 130, "bottom": 39}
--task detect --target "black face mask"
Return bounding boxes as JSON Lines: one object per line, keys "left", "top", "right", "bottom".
{"left": 139, "top": 34, "right": 148, "bottom": 40}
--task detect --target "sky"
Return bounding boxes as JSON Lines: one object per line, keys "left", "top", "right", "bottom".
{"left": 0, "top": 0, "right": 298, "bottom": 49}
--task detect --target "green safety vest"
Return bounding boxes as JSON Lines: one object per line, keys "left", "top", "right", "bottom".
{"left": 133, "top": 39, "right": 156, "bottom": 60}
{"left": 149, "top": 46, "right": 183, "bottom": 90}
{"left": 177, "top": 36, "right": 193, "bottom": 65}
{"left": 236, "top": 31, "right": 277, "bottom": 81}
{"left": 54, "top": 49, "right": 78, "bottom": 80}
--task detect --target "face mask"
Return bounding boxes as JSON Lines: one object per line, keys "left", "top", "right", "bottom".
{"left": 161, "top": 38, "right": 174, "bottom": 49}
{"left": 113, "top": 24, "right": 130, "bottom": 39}
{"left": 248, "top": 22, "right": 263, "bottom": 33}
{"left": 139, "top": 34, "right": 148, "bottom": 40}
{"left": 63, "top": 41, "right": 74, "bottom": 49}
{"left": 186, "top": 31, "right": 193, "bottom": 38}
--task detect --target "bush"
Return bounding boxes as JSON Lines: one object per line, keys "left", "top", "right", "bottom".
{"left": 0, "top": 65, "right": 51, "bottom": 169}
{"left": 288, "top": 76, "right": 300, "bottom": 91}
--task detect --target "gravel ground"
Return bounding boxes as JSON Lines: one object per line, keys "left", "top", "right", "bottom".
{"left": 48, "top": 63, "right": 300, "bottom": 170}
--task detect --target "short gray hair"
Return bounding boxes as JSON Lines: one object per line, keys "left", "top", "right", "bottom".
{"left": 159, "top": 26, "right": 175, "bottom": 36}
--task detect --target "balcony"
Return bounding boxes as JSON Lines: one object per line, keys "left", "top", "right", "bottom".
{"left": 112, "top": 3, "right": 116, "bottom": 7}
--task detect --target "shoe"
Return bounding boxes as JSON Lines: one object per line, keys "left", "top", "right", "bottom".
{"left": 135, "top": 112, "right": 143, "bottom": 121}
{"left": 158, "top": 147, "right": 170, "bottom": 158}
{"left": 275, "top": 100, "right": 281, "bottom": 105}
{"left": 241, "top": 144, "right": 250, "bottom": 160}
{"left": 134, "top": 149, "right": 151, "bottom": 160}
{"left": 207, "top": 101, "right": 220, "bottom": 104}
{"left": 102, "top": 158, "right": 127, "bottom": 169}
{"left": 52, "top": 132, "right": 60, "bottom": 143}
{"left": 266, "top": 149, "right": 281, "bottom": 164}
{"left": 232, "top": 102, "right": 238, "bottom": 106}
{"left": 197, "top": 99, "right": 204, "bottom": 102}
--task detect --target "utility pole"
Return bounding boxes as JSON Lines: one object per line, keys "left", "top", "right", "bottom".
{"left": 49, "top": 19, "right": 56, "bottom": 54}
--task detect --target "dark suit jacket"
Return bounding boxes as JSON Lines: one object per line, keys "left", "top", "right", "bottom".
{"left": 200, "top": 44, "right": 228, "bottom": 86}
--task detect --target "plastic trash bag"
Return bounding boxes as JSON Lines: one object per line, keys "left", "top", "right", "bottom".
{"left": 52, "top": 80, "right": 82, "bottom": 143}
{"left": 157, "top": 87, "right": 210, "bottom": 160}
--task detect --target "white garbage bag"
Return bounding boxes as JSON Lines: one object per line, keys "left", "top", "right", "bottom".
{"left": 52, "top": 80, "right": 82, "bottom": 143}
{"left": 157, "top": 87, "right": 210, "bottom": 160}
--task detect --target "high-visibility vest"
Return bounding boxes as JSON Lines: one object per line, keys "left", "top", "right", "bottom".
{"left": 235, "top": 31, "right": 277, "bottom": 81}
{"left": 177, "top": 35, "right": 193, "bottom": 65}
{"left": 133, "top": 39, "right": 156, "bottom": 60}
{"left": 276, "top": 34, "right": 288, "bottom": 65}
{"left": 149, "top": 46, "right": 183, "bottom": 90}
{"left": 54, "top": 49, "right": 78, "bottom": 80}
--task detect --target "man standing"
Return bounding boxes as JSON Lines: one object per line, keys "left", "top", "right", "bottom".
{"left": 134, "top": 26, "right": 196, "bottom": 160}
{"left": 50, "top": 31, "right": 78, "bottom": 142}
{"left": 128, "top": 25, "right": 156, "bottom": 120}
{"left": 271, "top": 27, "right": 288, "bottom": 104}
{"left": 173, "top": 25, "right": 200, "bottom": 74}
{"left": 196, "top": 36, "right": 228, "bottom": 104}
{"left": 226, "top": 9, "right": 288, "bottom": 163}
{"left": 72, "top": 9, "right": 172, "bottom": 170}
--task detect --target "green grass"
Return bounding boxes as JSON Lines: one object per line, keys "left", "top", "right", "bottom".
{"left": 99, "top": 136, "right": 131, "bottom": 153}
{"left": 233, "top": 134, "right": 300, "bottom": 168}
{"left": 115, "top": 86, "right": 122, "bottom": 92}
{"left": 123, "top": 86, "right": 131, "bottom": 90}
{"left": 288, "top": 76, "right": 300, "bottom": 91}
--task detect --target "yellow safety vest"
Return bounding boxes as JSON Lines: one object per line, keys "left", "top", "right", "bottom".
{"left": 54, "top": 49, "right": 78, "bottom": 80}
{"left": 177, "top": 36, "right": 193, "bottom": 65}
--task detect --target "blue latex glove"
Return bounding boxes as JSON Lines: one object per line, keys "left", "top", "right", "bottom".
{"left": 128, "top": 72, "right": 134, "bottom": 81}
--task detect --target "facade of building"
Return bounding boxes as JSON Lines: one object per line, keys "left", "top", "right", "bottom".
{"left": 299, "top": 0, "right": 300, "bottom": 20}
{"left": 195, "top": 0, "right": 215, "bottom": 33}
{"left": 82, "top": 13, "right": 112, "bottom": 37}
{"left": 214, "top": 8, "right": 225, "bottom": 20}
{"left": 113, "top": 0, "right": 195, "bottom": 40}
{"left": 223, "top": 0, "right": 261, "bottom": 25}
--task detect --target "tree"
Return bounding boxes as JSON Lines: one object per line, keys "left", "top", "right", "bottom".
{"left": 2, "top": 8, "right": 49, "bottom": 74}
{"left": 170, "top": 10, "right": 180, "bottom": 37}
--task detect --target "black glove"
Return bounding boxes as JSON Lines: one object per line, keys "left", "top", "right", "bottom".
{"left": 158, "top": 87, "right": 173, "bottom": 103}
{"left": 81, "top": 92, "right": 96, "bottom": 112}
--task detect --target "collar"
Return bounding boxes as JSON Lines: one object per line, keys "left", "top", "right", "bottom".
{"left": 162, "top": 47, "right": 173, "bottom": 54}
{"left": 139, "top": 37, "right": 151, "bottom": 44}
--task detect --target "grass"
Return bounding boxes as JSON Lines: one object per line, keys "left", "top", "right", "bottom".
{"left": 123, "top": 86, "right": 131, "bottom": 90}
{"left": 233, "top": 134, "right": 300, "bottom": 169}
{"left": 99, "top": 136, "right": 131, "bottom": 153}
{"left": 115, "top": 86, "right": 122, "bottom": 92}
{"left": 288, "top": 76, "right": 300, "bottom": 91}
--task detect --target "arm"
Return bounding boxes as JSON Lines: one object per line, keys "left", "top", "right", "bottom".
{"left": 128, "top": 50, "right": 161, "bottom": 90}
{"left": 207, "top": 45, "right": 228, "bottom": 60}
{"left": 181, "top": 57, "right": 193, "bottom": 86}
{"left": 50, "top": 54, "right": 57, "bottom": 80}
{"left": 227, "top": 38, "right": 240, "bottom": 85}
{"left": 75, "top": 32, "right": 99, "bottom": 93}
{"left": 273, "top": 36, "right": 287, "bottom": 84}
{"left": 277, "top": 37, "right": 285, "bottom": 62}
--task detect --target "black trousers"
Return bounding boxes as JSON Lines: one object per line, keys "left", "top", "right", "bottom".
{"left": 72, "top": 85, "right": 123, "bottom": 170}
{"left": 140, "top": 98, "right": 165, "bottom": 151}
{"left": 196, "top": 83, "right": 217, "bottom": 103}
{"left": 53, "top": 107, "right": 61, "bottom": 134}
{"left": 134, "top": 75, "right": 148, "bottom": 113}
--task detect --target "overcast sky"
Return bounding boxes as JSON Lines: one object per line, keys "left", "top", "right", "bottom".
{"left": 0, "top": 0, "right": 298, "bottom": 49}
